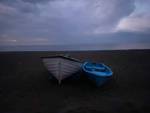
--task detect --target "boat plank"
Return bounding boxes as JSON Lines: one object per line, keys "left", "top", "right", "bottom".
{"left": 42, "top": 56, "right": 82, "bottom": 84}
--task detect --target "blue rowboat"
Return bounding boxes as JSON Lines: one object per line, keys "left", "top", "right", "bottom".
{"left": 82, "top": 62, "right": 113, "bottom": 87}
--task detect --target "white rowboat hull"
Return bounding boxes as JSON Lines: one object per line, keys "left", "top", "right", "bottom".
{"left": 42, "top": 56, "right": 82, "bottom": 84}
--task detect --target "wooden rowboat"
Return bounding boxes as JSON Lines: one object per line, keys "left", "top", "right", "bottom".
{"left": 42, "top": 55, "right": 82, "bottom": 84}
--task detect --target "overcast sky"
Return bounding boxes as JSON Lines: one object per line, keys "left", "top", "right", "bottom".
{"left": 0, "top": 0, "right": 150, "bottom": 50}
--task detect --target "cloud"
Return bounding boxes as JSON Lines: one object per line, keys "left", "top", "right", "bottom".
{"left": 0, "top": 0, "right": 135, "bottom": 43}
{"left": 37, "top": 0, "right": 135, "bottom": 34}
{"left": 116, "top": 16, "right": 150, "bottom": 33}
{"left": 0, "top": 0, "right": 150, "bottom": 49}
{"left": 116, "top": 0, "right": 150, "bottom": 33}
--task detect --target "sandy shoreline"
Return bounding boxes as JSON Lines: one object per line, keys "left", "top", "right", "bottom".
{"left": 0, "top": 50, "right": 150, "bottom": 113}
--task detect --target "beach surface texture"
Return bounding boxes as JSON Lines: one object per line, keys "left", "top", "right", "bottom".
{"left": 0, "top": 50, "right": 150, "bottom": 113}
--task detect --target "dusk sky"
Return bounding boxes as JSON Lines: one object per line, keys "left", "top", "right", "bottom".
{"left": 0, "top": 0, "right": 150, "bottom": 50}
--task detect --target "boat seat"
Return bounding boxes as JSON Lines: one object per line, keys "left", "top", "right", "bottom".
{"left": 85, "top": 65, "right": 106, "bottom": 72}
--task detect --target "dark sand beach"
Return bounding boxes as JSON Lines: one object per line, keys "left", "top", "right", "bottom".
{"left": 0, "top": 50, "right": 150, "bottom": 113}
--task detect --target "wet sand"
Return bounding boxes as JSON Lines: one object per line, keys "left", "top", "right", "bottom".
{"left": 0, "top": 50, "right": 150, "bottom": 113}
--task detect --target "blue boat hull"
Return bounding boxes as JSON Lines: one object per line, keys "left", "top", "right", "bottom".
{"left": 82, "top": 62, "right": 113, "bottom": 87}
{"left": 84, "top": 72, "right": 112, "bottom": 86}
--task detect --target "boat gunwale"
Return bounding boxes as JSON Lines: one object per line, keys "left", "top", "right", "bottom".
{"left": 82, "top": 62, "right": 113, "bottom": 77}
{"left": 41, "top": 55, "right": 82, "bottom": 63}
